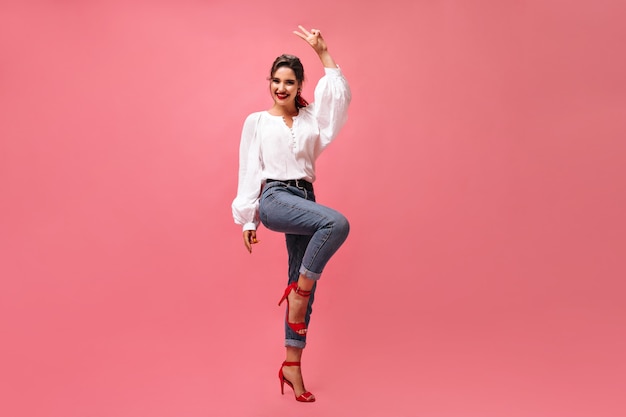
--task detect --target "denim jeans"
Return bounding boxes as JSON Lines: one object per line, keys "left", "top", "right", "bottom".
{"left": 259, "top": 181, "right": 350, "bottom": 348}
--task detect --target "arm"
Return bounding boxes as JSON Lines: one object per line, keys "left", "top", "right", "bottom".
{"left": 293, "top": 26, "right": 351, "bottom": 150}
{"left": 232, "top": 113, "right": 263, "bottom": 253}
{"left": 293, "top": 25, "right": 338, "bottom": 68}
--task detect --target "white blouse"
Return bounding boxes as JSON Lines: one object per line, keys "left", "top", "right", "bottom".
{"left": 232, "top": 67, "right": 351, "bottom": 231}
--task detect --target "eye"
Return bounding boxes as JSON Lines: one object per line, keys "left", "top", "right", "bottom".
{"left": 286, "top": 80, "right": 295, "bottom": 85}
{"left": 271, "top": 78, "right": 280, "bottom": 83}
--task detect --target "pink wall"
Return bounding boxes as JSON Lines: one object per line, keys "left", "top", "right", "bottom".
{"left": 1, "top": 1, "right": 625, "bottom": 416}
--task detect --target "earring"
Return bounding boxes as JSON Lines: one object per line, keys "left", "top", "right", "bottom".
{"left": 296, "top": 93, "right": 309, "bottom": 107}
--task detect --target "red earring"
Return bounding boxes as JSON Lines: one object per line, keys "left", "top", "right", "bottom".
{"left": 296, "top": 91, "right": 309, "bottom": 107}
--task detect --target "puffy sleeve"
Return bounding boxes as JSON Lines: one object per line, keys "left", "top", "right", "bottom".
{"left": 312, "top": 66, "right": 352, "bottom": 150}
{"left": 231, "top": 113, "right": 263, "bottom": 231}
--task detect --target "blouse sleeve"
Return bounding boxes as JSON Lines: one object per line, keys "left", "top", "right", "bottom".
{"left": 312, "top": 66, "right": 352, "bottom": 150}
{"left": 231, "top": 113, "right": 263, "bottom": 231}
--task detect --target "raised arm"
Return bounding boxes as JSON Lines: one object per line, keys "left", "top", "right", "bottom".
{"left": 293, "top": 25, "right": 338, "bottom": 68}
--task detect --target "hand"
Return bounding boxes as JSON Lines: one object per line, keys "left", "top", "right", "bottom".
{"left": 293, "top": 25, "right": 328, "bottom": 55}
{"left": 243, "top": 230, "right": 259, "bottom": 253}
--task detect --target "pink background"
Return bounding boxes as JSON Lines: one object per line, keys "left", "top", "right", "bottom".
{"left": 1, "top": 1, "right": 625, "bottom": 416}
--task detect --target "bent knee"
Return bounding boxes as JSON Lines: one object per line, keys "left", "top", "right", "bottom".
{"left": 333, "top": 214, "right": 350, "bottom": 237}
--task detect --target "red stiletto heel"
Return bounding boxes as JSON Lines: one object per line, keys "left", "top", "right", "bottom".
{"left": 278, "top": 361, "right": 315, "bottom": 402}
{"left": 278, "top": 282, "right": 312, "bottom": 335}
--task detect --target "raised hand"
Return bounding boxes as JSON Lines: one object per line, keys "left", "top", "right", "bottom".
{"left": 293, "top": 25, "right": 328, "bottom": 54}
{"left": 293, "top": 25, "right": 337, "bottom": 68}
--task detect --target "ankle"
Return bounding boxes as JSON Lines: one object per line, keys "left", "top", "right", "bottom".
{"left": 282, "top": 362, "right": 301, "bottom": 368}
{"left": 296, "top": 274, "right": 315, "bottom": 294}
{"left": 293, "top": 286, "right": 311, "bottom": 297}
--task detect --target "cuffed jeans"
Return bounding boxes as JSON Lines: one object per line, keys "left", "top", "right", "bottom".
{"left": 259, "top": 181, "right": 350, "bottom": 348}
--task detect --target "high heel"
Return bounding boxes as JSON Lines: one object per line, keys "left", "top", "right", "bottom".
{"left": 278, "top": 282, "right": 312, "bottom": 335}
{"left": 278, "top": 361, "right": 315, "bottom": 402}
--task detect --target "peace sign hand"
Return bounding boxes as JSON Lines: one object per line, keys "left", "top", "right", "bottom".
{"left": 293, "top": 25, "right": 328, "bottom": 54}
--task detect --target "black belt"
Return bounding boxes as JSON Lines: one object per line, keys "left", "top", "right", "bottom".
{"left": 266, "top": 178, "right": 314, "bottom": 192}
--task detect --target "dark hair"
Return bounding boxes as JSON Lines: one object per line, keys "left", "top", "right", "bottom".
{"left": 269, "top": 54, "right": 309, "bottom": 108}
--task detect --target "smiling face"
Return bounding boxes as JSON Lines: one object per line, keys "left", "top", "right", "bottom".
{"left": 269, "top": 66, "right": 300, "bottom": 110}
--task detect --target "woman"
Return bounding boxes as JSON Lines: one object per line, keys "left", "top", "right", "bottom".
{"left": 232, "top": 25, "right": 351, "bottom": 403}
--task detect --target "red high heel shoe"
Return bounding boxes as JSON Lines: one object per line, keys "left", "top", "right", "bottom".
{"left": 278, "top": 361, "right": 315, "bottom": 402}
{"left": 278, "top": 282, "right": 312, "bottom": 335}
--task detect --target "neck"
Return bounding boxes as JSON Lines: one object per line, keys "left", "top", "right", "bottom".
{"left": 269, "top": 104, "right": 298, "bottom": 117}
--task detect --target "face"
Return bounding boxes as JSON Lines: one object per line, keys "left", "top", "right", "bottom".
{"left": 269, "top": 66, "right": 300, "bottom": 108}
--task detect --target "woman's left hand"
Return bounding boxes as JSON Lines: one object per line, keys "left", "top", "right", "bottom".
{"left": 293, "top": 25, "right": 328, "bottom": 54}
